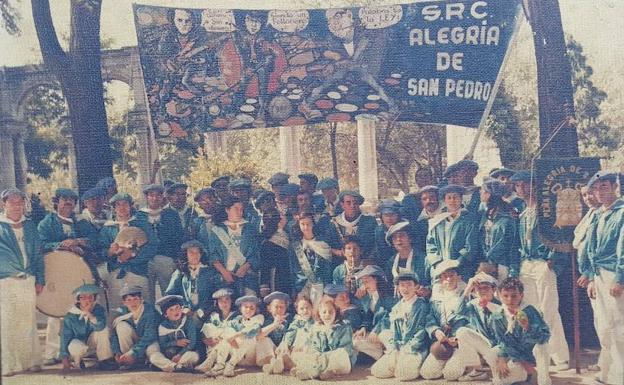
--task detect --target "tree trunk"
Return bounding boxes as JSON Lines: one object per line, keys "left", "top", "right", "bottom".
{"left": 32, "top": 0, "right": 113, "bottom": 194}
{"left": 525, "top": 0, "right": 579, "bottom": 158}
{"left": 329, "top": 123, "right": 339, "bottom": 180}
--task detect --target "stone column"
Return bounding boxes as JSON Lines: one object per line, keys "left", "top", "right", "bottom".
{"left": 279, "top": 126, "right": 301, "bottom": 175}
{"left": 12, "top": 127, "right": 28, "bottom": 191}
{"left": 0, "top": 130, "right": 16, "bottom": 190}
{"left": 203, "top": 131, "right": 228, "bottom": 158}
{"left": 129, "top": 110, "right": 153, "bottom": 188}
{"left": 356, "top": 116, "right": 379, "bottom": 208}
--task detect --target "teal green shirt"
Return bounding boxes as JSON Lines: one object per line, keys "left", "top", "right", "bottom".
{"left": 0, "top": 219, "right": 45, "bottom": 284}
{"left": 584, "top": 199, "right": 624, "bottom": 283}
{"left": 61, "top": 304, "right": 107, "bottom": 358}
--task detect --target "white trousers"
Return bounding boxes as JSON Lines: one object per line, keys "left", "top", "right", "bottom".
{"left": 520, "top": 259, "right": 570, "bottom": 364}
{"left": 0, "top": 276, "right": 42, "bottom": 375}
{"left": 67, "top": 328, "right": 113, "bottom": 364}
{"left": 295, "top": 348, "right": 352, "bottom": 378}
{"left": 371, "top": 349, "right": 424, "bottom": 381}
{"left": 45, "top": 317, "right": 61, "bottom": 360}
{"left": 353, "top": 329, "right": 392, "bottom": 360}
{"left": 114, "top": 321, "right": 159, "bottom": 360}
{"left": 444, "top": 327, "right": 498, "bottom": 380}
{"left": 593, "top": 270, "right": 624, "bottom": 385}
{"left": 149, "top": 350, "right": 199, "bottom": 371}
{"left": 492, "top": 359, "right": 529, "bottom": 385}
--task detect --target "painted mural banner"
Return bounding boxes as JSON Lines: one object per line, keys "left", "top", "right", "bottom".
{"left": 534, "top": 158, "right": 601, "bottom": 252}
{"left": 133, "top": 0, "right": 520, "bottom": 141}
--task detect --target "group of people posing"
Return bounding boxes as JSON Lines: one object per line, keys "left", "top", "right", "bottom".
{"left": 1, "top": 159, "right": 623, "bottom": 385}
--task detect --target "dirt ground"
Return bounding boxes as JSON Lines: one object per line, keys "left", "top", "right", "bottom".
{"left": 2, "top": 335, "right": 603, "bottom": 385}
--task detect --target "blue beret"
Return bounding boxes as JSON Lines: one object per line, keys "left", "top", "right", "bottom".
{"left": 163, "top": 180, "right": 175, "bottom": 189}
{"left": 323, "top": 283, "right": 348, "bottom": 296}
{"left": 166, "top": 183, "right": 187, "bottom": 194}
{"left": 317, "top": 178, "right": 339, "bottom": 190}
{"left": 142, "top": 184, "right": 165, "bottom": 195}
{"left": 298, "top": 173, "right": 318, "bottom": 186}
{"left": 439, "top": 184, "right": 466, "bottom": 198}
{"left": 229, "top": 178, "right": 252, "bottom": 190}
{"left": 109, "top": 193, "right": 133, "bottom": 205}
{"left": 489, "top": 167, "right": 515, "bottom": 178}
{"left": 339, "top": 190, "right": 364, "bottom": 205}
{"left": 156, "top": 294, "right": 184, "bottom": 312}
{"left": 81, "top": 187, "right": 106, "bottom": 201}
{"left": 456, "top": 159, "right": 479, "bottom": 171}
{"left": 393, "top": 272, "right": 419, "bottom": 285}
{"left": 95, "top": 177, "right": 116, "bottom": 190}
{"left": 235, "top": 295, "right": 260, "bottom": 306}
{"left": 354, "top": 265, "right": 385, "bottom": 280}
{"left": 268, "top": 172, "right": 290, "bottom": 186}
{"left": 255, "top": 190, "right": 275, "bottom": 207}
{"left": 212, "top": 287, "right": 234, "bottom": 299}
{"left": 482, "top": 178, "right": 507, "bottom": 197}
{"left": 72, "top": 283, "right": 100, "bottom": 297}
{"left": 509, "top": 170, "right": 534, "bottom": 184}
{"left": 385, "top": 221, "right": 411, "bottom": 244}
{"left": 587, "top": 171, "right": 619, "bottom": 188}
{"left": 378, "top": 199, "right": 401, "bottom": 215}
{"left": 181, "top": 240, "right": 205, "bottom": 252}
{"left": 278, "top": 183, "right": 300, "bottom": 198}
{"left": 1, "top": 188, "right": 26, "bottom": 201}
{"left": 55, "top": 188, "right": 78, "bottom": 200}
{"left": 194, "top": 187, "right": 216, "bottom": 202}
{"left": 443, "top": 163, "right": 461, "bottom": 178}
{"left": 119, "top": 284, "right": 143, "bottom": 297}
{"left": 263, "top": 291, "right": 290, "bottom": 304}
{"left": 211, "top": 175, "right": 231, "bottom": 188}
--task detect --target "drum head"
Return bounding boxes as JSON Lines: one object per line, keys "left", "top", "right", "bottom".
{"left": 114, "top": 226, "right": 148, "bottom": 249}
{"left": 37, "top": 251, "right": 95, "bottom": 318}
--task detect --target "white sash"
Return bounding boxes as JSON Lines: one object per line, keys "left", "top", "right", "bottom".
{"left": 158, "top": 316, "right": 188, "bottom": 338}
{"left": 212, "top": 226, "right": 246, "bottom": 271}
{"left": 294, "top": 241, "right": 316, "bottom": 283}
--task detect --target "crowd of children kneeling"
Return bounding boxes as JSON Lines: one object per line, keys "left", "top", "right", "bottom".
{"left": 61, "top": 260, "right": 553, "bottom": 385}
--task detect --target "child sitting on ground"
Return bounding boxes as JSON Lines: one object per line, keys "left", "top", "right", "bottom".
{"left": 371, "top": 272, "right": 430, "bottom": 381}
{"left": 264, "top": 295, "right": 315, "bottom": 375}
{"left": 149, "top": 295, "right": 199, "bottom": 372}
{"left": 205, "top": 295, "right": 264, "bottom": 377}
{"left": 195, "top": 288, "right": 237, "bottom": 372}
{"left": 491, "top": 278, "right": 551, "bottom": 385}
{"left": 257, "top": 291, "right": 292, "bottom": 366}
{"left": 293, "top": 299, "right": 356, "bottom": 380}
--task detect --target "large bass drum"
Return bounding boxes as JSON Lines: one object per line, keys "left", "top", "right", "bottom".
{"left": 36, "top": 250, "right": 95, "bottom": 318}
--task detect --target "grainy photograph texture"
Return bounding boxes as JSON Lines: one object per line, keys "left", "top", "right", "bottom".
{"left": 0, "top": 0, "right": 622, "bottom": 385}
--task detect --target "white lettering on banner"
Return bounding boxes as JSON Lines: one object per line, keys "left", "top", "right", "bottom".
{"left": 407, "top": 78, "right": 440, "bottom": 96}
{"left": 444, "top": 79, "right": 491, "bottom": 101}
{"left": 409, "top": 24, "right": 500, "bottom": 46}
{"left": 436, "top": 52, "right": 463, "bottom": 71}
{"left": 421, "top": 1, "right": 489, "bottom": 21}
{"left": 268, "top": 10, "right": 309, "bottom": 33}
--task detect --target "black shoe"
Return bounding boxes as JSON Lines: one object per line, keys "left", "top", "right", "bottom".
{"left": 97, "top": 359, "right": 119, "bottom": 371}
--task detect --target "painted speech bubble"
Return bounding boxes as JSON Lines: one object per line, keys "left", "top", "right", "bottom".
{"left": 201, "top": 9, "right": 237, "bottom": 32}
{"left": 268, "top": 10, "right": 309, "bottom": 33}
{"left": 359, "top": 5, "right": 403, "bottom": 29}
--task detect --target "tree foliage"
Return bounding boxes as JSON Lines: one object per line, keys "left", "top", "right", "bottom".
{"left": 0, "top": 0, "right": 20, "bottom": 35}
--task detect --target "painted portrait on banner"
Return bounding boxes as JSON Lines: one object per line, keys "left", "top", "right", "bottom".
{"left": 133, "top": 0, "right": 520, "bottom": 142}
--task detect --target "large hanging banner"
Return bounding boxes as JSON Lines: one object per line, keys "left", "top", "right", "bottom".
{"left": 133, "top": 0, "right": 520, "bottom": 141}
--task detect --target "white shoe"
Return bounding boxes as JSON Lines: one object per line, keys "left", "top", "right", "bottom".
{"left": 223, "top": 363, "right": 236, "bottom": 377}
{"left": 273, "top": 356, "right": 284, "bottom": 374}
{"left": 551, "top": 361, "right": 569, "bottom": 371}
{"left": 587, "top": 364, "right": 600, "bottom": 372}
{"left": 458, "top": 369, "right": 489, "bottom": 381}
